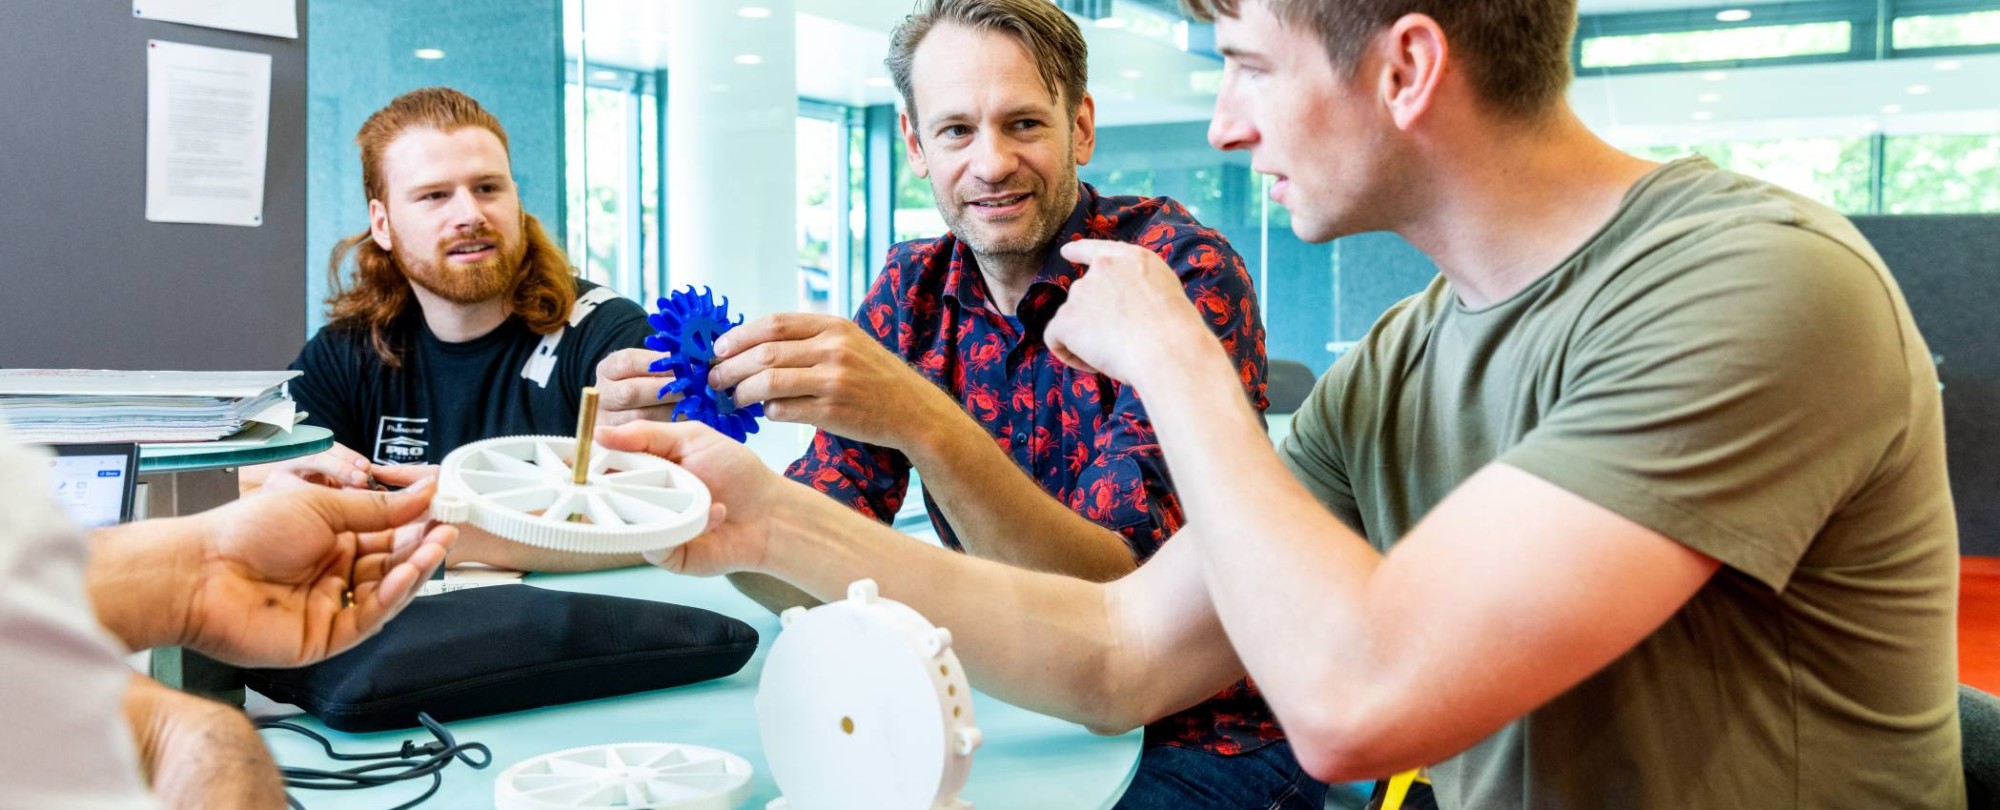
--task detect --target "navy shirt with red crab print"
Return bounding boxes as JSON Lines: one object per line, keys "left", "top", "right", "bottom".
{"left": 784, "top": 183, "right": 1285, "bottom": 756}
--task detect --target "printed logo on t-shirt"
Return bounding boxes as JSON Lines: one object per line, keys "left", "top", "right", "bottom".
{"left": 373, "top": 416, "right": 429, "bottom": 465}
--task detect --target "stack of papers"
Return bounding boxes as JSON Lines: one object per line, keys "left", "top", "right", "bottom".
{"left": 0, "top": 369, "right": 300, "bottom": 444}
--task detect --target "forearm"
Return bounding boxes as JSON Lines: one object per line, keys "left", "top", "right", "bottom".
{"left": 1131, "top": 349, "right": 1719, "bottom": 778}
{"left": 758, "top": 483, "right": 1140, "bottom": 729}
{"left": 123, "top": 675, "right": 285, "bottom": 810}
{"left": 1133, "top": 339, "right": 1403, "bottom": 766}
{"left": 89, "top": 519, "right": 203, "bottom": 651}
{"left": 448, "top": 524, "right": 643, "bottom": 572}
{"left": 907, "top": 409, "right": 1136, "bottom": 581}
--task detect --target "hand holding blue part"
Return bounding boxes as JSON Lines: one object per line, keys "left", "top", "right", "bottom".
{"left": 646, "top": 286, "right": 765, "bottom": 442}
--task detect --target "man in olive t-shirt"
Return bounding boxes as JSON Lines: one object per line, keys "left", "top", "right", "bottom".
{"left": 1280, "top": 156, "right": 1960, "bottom": 806}
{"left": 590, "top": 2, "right": 1963, "bottom": 807}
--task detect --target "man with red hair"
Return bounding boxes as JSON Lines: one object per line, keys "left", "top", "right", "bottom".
{"left": 247, "top": 87, "right": 652, "bottom": 572}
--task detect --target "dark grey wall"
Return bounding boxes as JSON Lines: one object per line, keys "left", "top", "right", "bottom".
{"left": 0, "top": 1, "right": 306, "bottom": 370}
{"left": 1852, "top": 215, "right": 2000, "bottom": 557}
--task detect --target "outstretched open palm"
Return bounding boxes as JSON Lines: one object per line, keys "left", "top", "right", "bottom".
{"left": 183, "top": 481, "right": 454, "bottom": 668}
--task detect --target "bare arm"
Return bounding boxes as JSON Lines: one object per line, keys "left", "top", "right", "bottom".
{"left": 760, "top": 484, "right": 1243, "bottom": 732}
{"left": 1156, "top": 357, "right": 1713, "bottom": 777}
{"left": 1046, "top": 240, "right": 1719, "bottom": 780}
{"left": 238, "top": 441, "right": 375, "bottom": 494}
{"left": 123, "top": 675, "right": 285, "bottom": 810}
{"left": 88, "top": 483, "right": 452, "bottom": 668}
{"left": 602, "top": 421, "right": 1246, "bottom": 732}
{"left": 710, "top": 314, "right": 1137, "bottom": 582}
{"left": 903, "top": 405, "right": 1136, "bottom": 580}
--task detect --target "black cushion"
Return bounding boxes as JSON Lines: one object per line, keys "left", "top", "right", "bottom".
{"left": 245, "top": 584, "right": 758, "bottom": 732}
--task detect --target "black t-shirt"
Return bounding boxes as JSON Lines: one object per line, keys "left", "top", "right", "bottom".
{"left": 289, "top": 280, "right": 652, "bottom": 465}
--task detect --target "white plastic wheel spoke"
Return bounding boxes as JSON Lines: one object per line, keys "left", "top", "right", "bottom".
{"left": 628, "top": 748, "right": 681, "bottom": 769}
{"left": 580, "top": 493, "right": 626, "bottom": 527}
{"left": 590, "top": 449, "right": 642, "bottom": 478}
{"left": 600, "top": 489, "right": 677, "bottom": 524}
{"left": 520, "top": 783, "right": 600, "bottom": 802}
{"left": 495, "top": 743, "right": 752, "bottom": 810}
{"left": 648, "top": 777, "right": 739, "bottom": 797}
{"left": 458, "top": 469, "right": 542, "bottom": 491}
{"left": 540, "top": 491, "right": 581, "bottom": 522}
{"left": 658, "top": 759, "right": 730, "bottom": 775}
{"left": 547, "top": 756, "right": 607, "bottom": 778}
{"left": 533, "top": 440, "right": 573, "bottom": 479}
{"left": 520, "top": 780, "right": 596, "bottom": 800}
{"left": 487, "top": 484, "right": 562, "bottom": 513}
{"left": 602, "top": 467, "right": 673, "bottom": 487}
{"left": 512, "top": 775, "right": 585, "bottom": 791}
{"left": 479, "top": 448, "right": 543, "bottom": 477}
{"left": 608, "top": 484, "right": 695, "bottom": 513}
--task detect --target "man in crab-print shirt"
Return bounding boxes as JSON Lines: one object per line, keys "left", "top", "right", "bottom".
{"left": 783, "top": 187, "right": 1267, "bottom": 561}
{"left": 590, "top": 2, "right": 1315, "bottom": 807}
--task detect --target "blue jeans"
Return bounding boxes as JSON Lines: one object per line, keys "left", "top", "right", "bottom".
{"left": 1113, "top": 741, "right": 1329, "bottom": 810}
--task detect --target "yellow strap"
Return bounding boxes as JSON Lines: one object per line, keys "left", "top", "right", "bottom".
{"left": 1380, "top": 769, "right": 1420, "bottom": 810}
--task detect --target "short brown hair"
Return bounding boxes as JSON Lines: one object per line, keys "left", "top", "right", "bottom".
{"left": 885, "top": 0, "right": 1090, "bottom": 124}
{"left": 325, "top": 87, "right": 575, "bottom": 367}
{"left": 1184, "top": 0, "right": 1576, "bottom": 119}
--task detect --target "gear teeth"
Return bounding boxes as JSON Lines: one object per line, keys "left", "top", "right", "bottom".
{"left": 434, "top": 435, "right": 712, "bottom": 555}
{"left": 648, "top": 287, "right": 765, "bottom": 443}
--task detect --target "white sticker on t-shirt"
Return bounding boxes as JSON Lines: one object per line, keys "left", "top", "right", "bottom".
{"left": 519, "top": 286, "right": 620, "bottom": 388}
{"left": 373, "top": 416, "right": 429, "bottom": 465}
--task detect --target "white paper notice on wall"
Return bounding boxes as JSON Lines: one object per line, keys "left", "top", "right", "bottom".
{"left": 133, "top": 0, "right": 297, "bottom": 39}
{"left": 145, "top": 41, "right": 271, "bottom": 228}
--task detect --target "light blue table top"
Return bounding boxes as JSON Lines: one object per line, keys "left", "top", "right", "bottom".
{"left": 138, "top": 425, "right": 333, "bottom": 474}
{"left": 259, "top": 566, "right": 1143, "bottom": 809}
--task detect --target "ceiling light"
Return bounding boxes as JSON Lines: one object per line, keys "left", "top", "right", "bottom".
{"left": 1690, "top": 111, "right": 1713, "bottom": 121}
{"left": 1936, "top": 60, "right": 1963, "bottom": 71}
{"left": 414, "top": 48, "right": 445, "bottom": 60}
{"left": 865, "top": 77, "right": 893, "bottom": 87}
{"left": 1701, "top": 70, "right": 1727, "bottom": 82}
{"left": 734, "top": 53, "right": 764, "bottom": 65}
{"left": 1881, "top": 104, "right": 1903, "bottom": 114}
{"left": 1120, "top": 69, "right": 1142, "bottom": 79}
{"left": 1714, "top": 9, "right": 1753, "bottom": 22}
{"left": 1698, "top": 92, "right": 1720, "bottom": 103}
{"left": 1907, "top": 83, "right": 1932, "bottom": 95}
{"left": 739, "top": 6, "right": 771, "bottom": 18}
{"left": 1094, "top": 17, "right": 1128, "bottom": 29}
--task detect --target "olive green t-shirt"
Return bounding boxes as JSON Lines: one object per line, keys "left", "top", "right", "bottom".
{"left": 1281, "top": 157, "right": 1962, "bottom": 808}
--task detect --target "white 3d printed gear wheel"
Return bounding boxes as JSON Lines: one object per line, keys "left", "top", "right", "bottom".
{"left": 429, "top": 434, "right": 711, "bottom": 554}
{"left": 756, "top": 579, "right": 982, "bottom": 810}
{"left": 493, "top": 742, "right": 752, "bottom": 810}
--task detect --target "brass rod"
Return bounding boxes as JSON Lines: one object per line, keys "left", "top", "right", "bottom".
{"left": 573, "top": 387, "right": 600, "bottom": 485}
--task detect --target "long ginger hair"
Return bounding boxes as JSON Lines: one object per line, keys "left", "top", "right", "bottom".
{"left": 324, "top": 87, "right": 575, "bottom": 368}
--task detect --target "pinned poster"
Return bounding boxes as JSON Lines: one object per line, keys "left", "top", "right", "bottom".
{"left": 132, "top": 0, "right": 298, "bottom": 39}
{"left": 145, "top": 40, "right": 271, "bottom": 227}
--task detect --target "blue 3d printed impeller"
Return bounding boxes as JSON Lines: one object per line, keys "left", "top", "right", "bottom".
{"left": 646, "top": 286, "right": 765, "bottom": 442}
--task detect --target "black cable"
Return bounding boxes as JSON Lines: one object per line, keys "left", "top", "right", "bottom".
{"left": 257, "top": 712, "right": 491, "bottom": 810}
